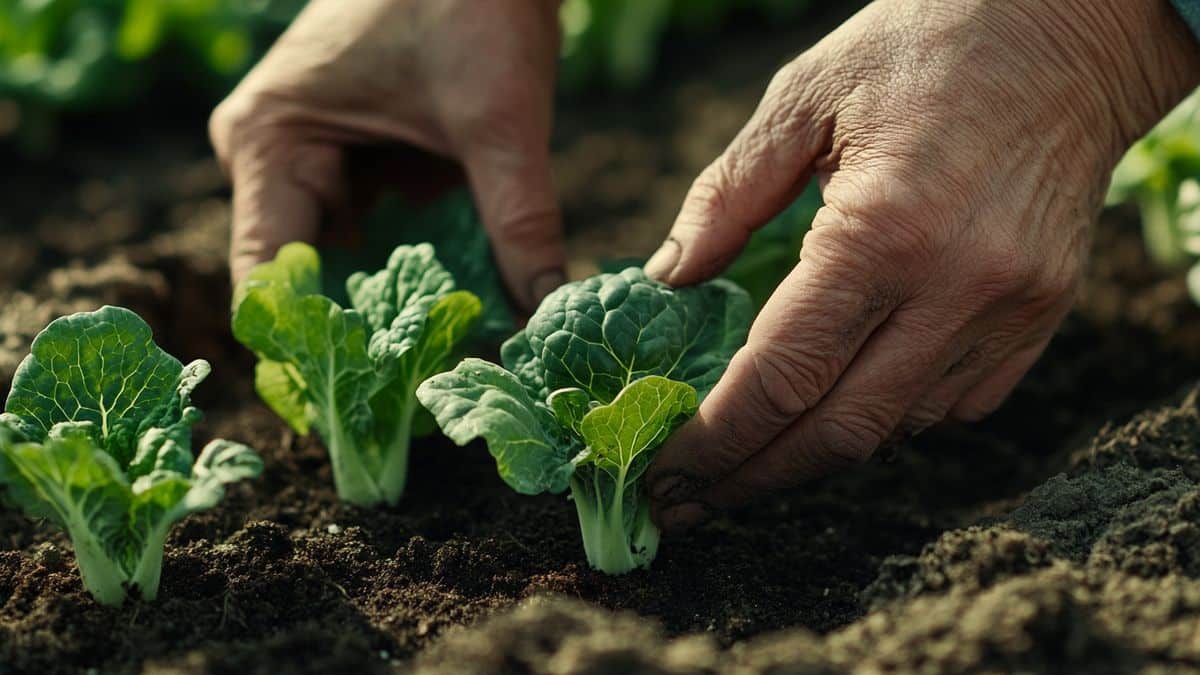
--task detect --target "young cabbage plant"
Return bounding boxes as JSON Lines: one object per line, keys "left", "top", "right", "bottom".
{"left": 0, "top": 306, "right": 262, "bottom": 606}
{"left": 417, "top": 268, "right": 751, "bottom": 574}
{"left": 232, "top": 242, "right": 480, "bottom": 506}
{"left": 1109, "top": 88, "right": 1200, "bottom": 301}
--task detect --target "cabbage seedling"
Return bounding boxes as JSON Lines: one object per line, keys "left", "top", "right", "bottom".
{"left": 0, "top": 306, "right": 263, "bottom": 606}
{"left": 233, "top": 242, "right": 480, "bottom": 506}
{"left": 417, "top": 268, "right": 751, "bottom": 573}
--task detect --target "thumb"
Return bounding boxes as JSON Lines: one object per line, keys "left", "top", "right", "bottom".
{"left": 646, "top": 62, "right": 829, "bottom": 286}
{"left": 462, "top": 143, "right": 565, "bottom": 312}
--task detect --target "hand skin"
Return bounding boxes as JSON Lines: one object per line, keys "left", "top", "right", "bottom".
{"left": 644, "top": 0, "right": 1200, "bottom": 532}
{"left": 210, "top": 0, "right": 564, "bottom": 311}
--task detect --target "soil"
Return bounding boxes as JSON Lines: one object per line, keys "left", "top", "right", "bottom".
{"left": 4, "top": 5, "right": 1200, "bottom": 674}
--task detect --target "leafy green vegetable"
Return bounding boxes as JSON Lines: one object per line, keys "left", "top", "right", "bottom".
{"left": 600, "top": 181, "right": 822, "bottom": 309}
{"left": 320, "top": 189, "right": 514, "bottom": 342}
{"left": 1109, "top": 88, "right": 1200, "bottom": 302}
{"left": 233, "top": 242, "right": 480, "bottom": 506}
{"left": 558, "top": 0, "right": 816, "bottom": 91}
{"left": 0, "top": 306, "right": 262, "bottom": 606}
{"left": 723, "top": 180, "right": 823, "bottom": 308}
{"left": 417, "top": 268, "right": 751, "bottom": 573}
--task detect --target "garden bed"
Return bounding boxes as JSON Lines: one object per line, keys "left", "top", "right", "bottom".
{"left": 4, "top": 9, "right": 1200, "bottom": 674}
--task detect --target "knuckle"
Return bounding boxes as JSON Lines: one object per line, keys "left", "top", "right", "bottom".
{"left": 968, "top": 243, "right": 1079, "bottom": 314}
{"left": 742, "top": 341, "right": 832, "bottom": 423}
{"left": 813, "top": 411, "right": 888, "bottom": 468}
{"left": 697, "top": 417, "right": 757, "bottom": 473}
{"left": 208, "top": 91, "right": 293, "bottom": 175}
{"left": 682, "top": 164, "right": 732, "bottom": 223}
{"left": 487, "top": 205, "right": 561, "bottom": 247}
{"left": 879, "top": 218, "right": 942, "bottom": 269}
{"left": 1023, "top": 265, "right": 1078, "bottom": 313}
{"left": 209, "top": 93, "right": 257, "bottom": 155}
{"left": 950, "top": 399, "right": 999, "bottom": 423}
{"left": 898, "top": 401, "right": 948, "bottom": 436}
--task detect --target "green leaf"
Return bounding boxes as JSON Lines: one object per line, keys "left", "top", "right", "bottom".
{"left": 418, "top": 269, "right": 751, "bottom": 574}
{"left": 253, "top": 360, "right": 310, "bottom": 435}
{"left": 234, "top": 242, "right": 480, "bottom": 505}
{"left": 0, "top": 423, "right": 129, "bottom": 538}
{"left": 4, "top": 305, "right": 188, "bottom": 464}
{"left": 0, "top": 306, "right": 262, "bottom": 605}
{"left": 548, "top": 387, "right": 590, "bottom": 434}
{"left": 417, "top": 359, "right": 578, "bottom": 495}
{"left": 723, "top": 180, "right": 823, "bottom": 308}
{"left": 233, "top": 278, "right": 376, "bottom": 442}
{"left": 578, "top": 375, "right": 697, "bottom": 478}
{"left": 320, "top": 189, "right": 514, "bottom": 341}
{"left": 241, "top": 240, "right": 323, "bottom": 300}
{"left": 504, "top": 267, "right": 751, "bottom": 403}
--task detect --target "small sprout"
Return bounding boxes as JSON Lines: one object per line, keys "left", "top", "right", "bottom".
{"left": 418, "top": 269, "right": 751, "bottom": 574}
{"left": 233, "top": 242, "right": 481, "bottom": 506}
{"left": 0, "top": 306, "right": 262, "bottom": 606}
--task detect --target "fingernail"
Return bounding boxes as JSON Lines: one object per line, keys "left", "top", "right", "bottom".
{"left": 649, "top": 474, "right": 697, "bottom": 504}
{"left": 529, "top": 269, "right": 566, "bottom": 308}
{"left": 658, "top": 502, "right": 711, "bottom": 535}
{"left": 644, "top": 238, "right": 681, "bottom": 282}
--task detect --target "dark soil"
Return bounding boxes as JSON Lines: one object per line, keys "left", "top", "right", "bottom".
{"left": 4, "top": 5, "right": 1200, "bottom": 674}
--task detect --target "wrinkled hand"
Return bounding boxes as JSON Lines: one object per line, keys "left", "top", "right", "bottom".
{"left": 210, "top": 0, "right": 564, "bottom": 309}
{"left": 645, "top": 0, "right": 1200, "bottom": 530}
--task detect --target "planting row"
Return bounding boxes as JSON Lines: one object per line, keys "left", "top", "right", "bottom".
{"left": 0, "top": 236, "right": 753, "bottom": 606}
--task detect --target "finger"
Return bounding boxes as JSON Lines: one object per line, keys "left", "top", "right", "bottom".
{"left": 676, "top": 303, "right": 976, "bottom": 523}
{"left": 645, "top": 60, "right": 829, "bottom": 285}
{"left": 951, "top": 334, "right": 1052, "bottom": 421}
{"left": 462, "top": 144, "right": 565, "bottom": 312}
{"left": 211, "top": 100, "right": 347, "bottom": 285}
{"left": 889, "top": 340, "right": 1002, "bottom": 441}
{"left": 645, "top": 210, "right": 907, "bottom": 506}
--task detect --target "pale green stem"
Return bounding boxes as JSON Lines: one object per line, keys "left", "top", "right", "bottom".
{"left": 67, "top": 524, "right": 128, "bottom": 606}
{"left": 326, "top": 420, "right": 385, "bottom": 506}
{"left": 569, "top": 468, "right": 659, "bottom": 575}
{"left": 128, "top": 526, "right": 172, "bottom": 602}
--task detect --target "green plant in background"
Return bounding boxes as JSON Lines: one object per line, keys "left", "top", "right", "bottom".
{"left": 559, "top": 0, "right": 814, "bottom": 90}
{"left": 0, "top": 0, "right": 302, "bottom": 152}
{"left": 321, "top": 189, "right": 514, "bottom": 343}
{"left": 232, "top": 242, "right": 480, "bottom": 506}
{"left": 0, "top": 306, "right": 262, "bottom": 606}
{"left": 0, "top": 0, "right": 300, "bottom": 108}
{"left": 601, "top": 182, "right": 823, "bottom": 309}
{"left": 1108, "top": 88, "right": 1200, "bottom": 302}
{"left": 723, "top": 181, "right": 823, "bottom": 308}
{"left": 418, "top": 268, "right": 751, "bottom": 574}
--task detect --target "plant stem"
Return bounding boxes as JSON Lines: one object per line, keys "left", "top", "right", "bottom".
{"left": 68, "top": 524, "right": 129, "bottom": 606}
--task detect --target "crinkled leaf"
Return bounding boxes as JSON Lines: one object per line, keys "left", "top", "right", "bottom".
{"left": 321, "top": 189, "right": 514, "bottom": 340}
{"left": 417, "top": 359, "right": 578, "bottom": 495}
{"left": 0, "top": 306, "right": 262, "bottom": 604}
{"left": 347, "top": 242, "right": 455, "bottom": 340}
{"left": 503, "top": 268, "right": 750, "bottom": 403}
{"left": 236, "top": 239, "right": 322, "bottom": 303}
{"left": 235, "top": 242, "right": 480, "bottom": 505}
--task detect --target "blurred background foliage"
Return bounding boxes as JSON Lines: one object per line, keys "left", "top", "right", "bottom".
{"left": 0, "top": 0, "right": 817, "bottom": 151}
{"left": 1108, "top": 89, "right": 1200, "bottom": 301}
{"left": 1, "top": 0, "right": 1197, "bottom": 304}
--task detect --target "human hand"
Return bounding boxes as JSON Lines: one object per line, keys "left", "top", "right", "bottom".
{"left": 210, "top": 0, "right": 564, "bottom": 310}
{"left": 645, "top": 0, "right": 1200, "bottom": 530}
